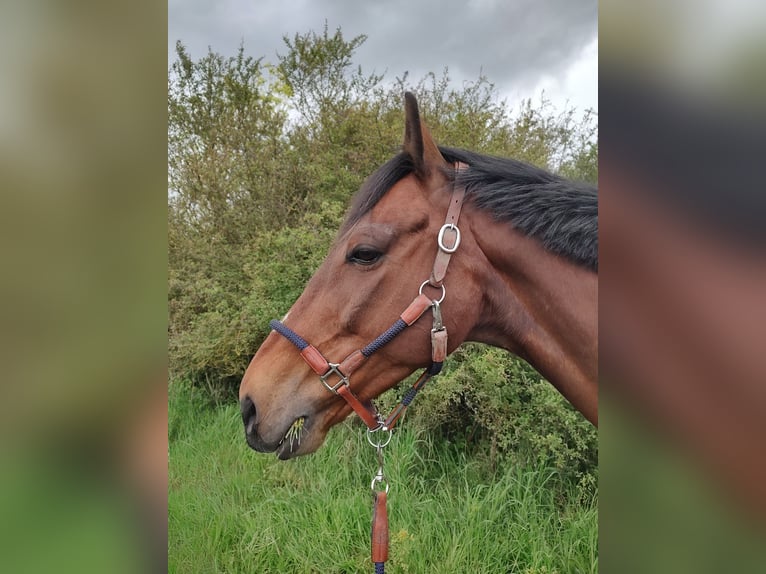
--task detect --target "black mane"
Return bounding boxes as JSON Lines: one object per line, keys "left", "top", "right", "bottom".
{"left": 343, "top": 147, "right": 598, "bottom": 271}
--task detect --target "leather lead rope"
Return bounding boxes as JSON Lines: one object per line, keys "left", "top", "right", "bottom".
{"left": 371, "top": 490, "right": 388, "bottom": 571}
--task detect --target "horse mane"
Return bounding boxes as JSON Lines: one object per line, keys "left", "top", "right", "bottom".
{"left": 342, "top": 147, "right": 598, "bottom": 272}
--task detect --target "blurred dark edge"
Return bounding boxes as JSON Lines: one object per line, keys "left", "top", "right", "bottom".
{"left": 0, "top": 0, "right": 168, "bottom": 573}
{"left": 601, "top": 74, "right": 766, "bottom": 250}
{"left": 600, "top": 68, "right": 766, "bottom": 572}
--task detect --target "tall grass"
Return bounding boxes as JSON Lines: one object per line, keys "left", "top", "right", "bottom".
{"left": 169, "top": 383, "right": 597, "bottom": 573}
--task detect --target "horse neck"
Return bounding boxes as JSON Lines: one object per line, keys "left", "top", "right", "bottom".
{"left": 465, "top": 209, "right": 599, "bottom": 425}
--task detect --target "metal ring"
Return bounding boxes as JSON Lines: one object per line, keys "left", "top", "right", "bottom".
{"left": 418, "top": 280, "right": 446, "bottom": 304}
{"left": 371, "top": 476, "right": 390, "bottom": 494}
{"left": 437, "top": 224, "right": 461, "bottom": 253}
{"left": 366, "top": 427, "right": 393, "bottom": 449}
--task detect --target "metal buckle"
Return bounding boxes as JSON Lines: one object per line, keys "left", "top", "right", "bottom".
{"left": 319, "top": 363, "right": 349, "bottom": 394}
{"left": 431, "top": 300, "right": 443, "bottom": 332}
{"left": 437, "top": 223, "right": 461, "bottom": 253}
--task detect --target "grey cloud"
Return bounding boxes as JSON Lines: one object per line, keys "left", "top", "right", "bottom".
{"left": 169, "top": 0, "right": 596, "bottom": 103}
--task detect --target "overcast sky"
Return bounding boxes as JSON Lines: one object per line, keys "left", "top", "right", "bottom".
{"left": 169, "top": 0, "right": 597, "bottom": 117}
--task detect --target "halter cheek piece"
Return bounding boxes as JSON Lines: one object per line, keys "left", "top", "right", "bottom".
{"left": 269, "top": 162, "right": 468, "bottom": 432}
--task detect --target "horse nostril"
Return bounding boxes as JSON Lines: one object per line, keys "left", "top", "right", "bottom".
{"left": 240, "top": 396, "right": 256, "bottom": 428}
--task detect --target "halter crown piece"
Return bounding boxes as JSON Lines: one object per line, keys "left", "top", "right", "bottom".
{"left": 268, "top": 162, "right": 467, "bottom": 573}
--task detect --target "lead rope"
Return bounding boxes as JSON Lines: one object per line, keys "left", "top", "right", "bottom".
{"left": 370, "top": 440, "right": 390, "bottom": 574}
{"left": 366, "top": 300, "right": 447, "bottom": 574}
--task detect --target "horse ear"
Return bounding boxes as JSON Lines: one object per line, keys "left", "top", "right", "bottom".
{"left": 403, "top": 92, "right": 448, "bottom": 180}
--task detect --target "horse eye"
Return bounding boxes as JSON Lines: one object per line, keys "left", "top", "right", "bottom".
{"left": 348, "top": 246, "right": 382, "bottom": 265}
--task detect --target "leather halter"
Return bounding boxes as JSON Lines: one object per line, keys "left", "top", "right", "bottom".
{"left": 269, "top": 162, "right": 468, "bottom": 431}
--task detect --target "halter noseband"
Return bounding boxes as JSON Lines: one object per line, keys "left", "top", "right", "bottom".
{"left": 269, "top": 162, "right": 468, "bottom": 431}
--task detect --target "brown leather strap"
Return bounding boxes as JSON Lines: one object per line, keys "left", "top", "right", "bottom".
{"left": 299, "top": 346, "right": 380, "bottom": 429}
{"left": 431, "top": 329, "right": 448, "bottom": 363}
{"left": 371, "top": 491, "right": 389, "bottom": 563}
{"left": 338, "top": 349, "right": 366, "bottom": 376}
{"left": 330, "top": 294, "right": 431, "bottom": 380}
{"left": 337, "top": 384, "right": 381, "bottom": 429}
{"left": 295, "top": 293, "right": 438, "bottom": 431}
{"left": 400, "top": 294, "right": 433, "bottom": 325}
{"left": 300, "top": 345, "right": 330, "bottom": 375}
{"left": 430, "top": 162, "right": 468, "bottom": 286}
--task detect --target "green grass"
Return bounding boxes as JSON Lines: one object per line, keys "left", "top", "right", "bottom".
{"left": 169, "top": 384, "right": 597, "bottom": 573}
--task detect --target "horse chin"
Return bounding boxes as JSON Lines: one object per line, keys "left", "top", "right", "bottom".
{"left": 276, "top": 438, "right": 313, "bottom": 460}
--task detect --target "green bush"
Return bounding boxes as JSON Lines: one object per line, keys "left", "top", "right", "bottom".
{"left": 169, "top": 201, "right": 344, "bottom": 400}
{"left": 399, "top": 345, "right": 597, "bottom": 494}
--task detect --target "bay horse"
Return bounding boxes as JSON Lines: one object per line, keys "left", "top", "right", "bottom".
{"left": 239, "top": 92, "right": 597, "bottom": 459}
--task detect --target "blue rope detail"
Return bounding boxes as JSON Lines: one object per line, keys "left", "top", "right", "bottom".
{"left": 269, "top": 319, "right": 309, "bottom": 351}
{"left": 400, "top": 387, "right": 419, "bottom": 407}
{"left": 427, "top": 361, "right": 443, "bottom": 376}
{"left": 374, "top": 562, "right": 385, "bottom": 574}
{"left": 361, "top": 319, "right": 407, "bottom": 357}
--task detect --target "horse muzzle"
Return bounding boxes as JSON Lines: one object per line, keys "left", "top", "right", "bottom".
{"left": 240, "top": 396, "right": 315, "bottom": 459}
